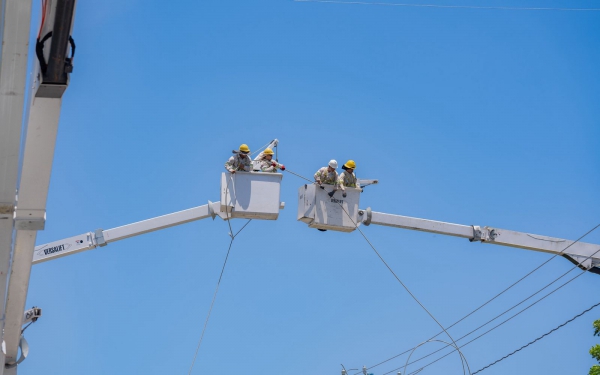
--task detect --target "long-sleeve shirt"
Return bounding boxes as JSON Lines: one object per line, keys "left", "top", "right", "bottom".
{"left": 314, "top": 167, "right": 338, "bottom": 186}
{"left": 338, "top": 170, "right": 359, "bottom": 191}
{"left": 257, "top": 158, "right": 283, "bottom": 173}
{"left": 225, "top": 154, "right": 252, "bottom": 172}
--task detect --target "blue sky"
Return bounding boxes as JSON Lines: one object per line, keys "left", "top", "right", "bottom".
{"left": 21, "top": 0, "right": 600, "bottom": 374}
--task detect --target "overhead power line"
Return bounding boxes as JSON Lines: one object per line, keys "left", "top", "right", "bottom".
{"left": 294, "top": 0, "right": 600, "bottom": 11}
{"left": 384, "top": 244, "right": 600, "bottom": 375}
{"left": 471, "top": 300, "right": 600, "bottom": 374}
{"left": 371, "top": 225, "right": 600, "bottom": 373}
{"left": 336, "top": 202, "right": 470, "bottom": 374}
{"left": 283, "top": 170, "right": 600, "bottom": 375}
{"left": 285, "top": 169, "right": 465, "bottom": 370}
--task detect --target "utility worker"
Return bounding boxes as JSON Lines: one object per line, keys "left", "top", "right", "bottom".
{"left": 225, "top": 144, "right": 252, "bottom": 173}
{"left": 257, "top": 148, "right": 285, "bottom": 172}
{"left": 337, "top": 160, "right": 360, "bottom": 198}
{"left": 314, "top": 160, "right": 339, "bottom": 190}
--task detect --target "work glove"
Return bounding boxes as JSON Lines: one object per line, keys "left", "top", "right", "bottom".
{"left": 342, "top": 192, "right": 347, "bottom": 198}
{"left": 280, "top": 165, "right": 285, "bottom": 171}
{"left": 328, "top": 191, "right": 335, "bottom": 198}
{"left": 272, "top": 162, "right": 277, "bottom": 167}
{"left": 319, "top": 185, "right": 325, "bottom": 189}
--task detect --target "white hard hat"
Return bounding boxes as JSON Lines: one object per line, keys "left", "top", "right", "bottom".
{"left": 328, "top": 160, "right": 338, "bottom": 169}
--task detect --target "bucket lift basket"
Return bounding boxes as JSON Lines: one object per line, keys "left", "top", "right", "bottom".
{"left": 297, "top": 184, "right": 361, "bottom": 232}
{"left": 220, "top": 172, "right": 284, "bottom": 220}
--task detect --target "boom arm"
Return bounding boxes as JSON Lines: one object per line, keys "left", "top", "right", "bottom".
{"left": 361, "top": 209, "right": 600, "bottom": 274}
{"left": 33, "top": 201, "right": 226, "bottom": 264}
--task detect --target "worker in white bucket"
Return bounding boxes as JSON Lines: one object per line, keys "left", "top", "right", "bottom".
{"left": 337, "top": 160, "right": 360, "bottom": 198}
{"left": 225, "top": 144, "right": 253, "bottom": 173}
{"left": 314, "top": 160, "right": 339, "bottom": 197}
{"left": 256, "top": 148, "right": 285, "bottom": 172}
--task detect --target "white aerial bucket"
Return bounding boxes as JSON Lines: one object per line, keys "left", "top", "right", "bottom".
{"left": 297, "top": 183, "right": 362, "bottom": 232}
{"left": 220, "top": 172, "right": 284, "bottom": 220}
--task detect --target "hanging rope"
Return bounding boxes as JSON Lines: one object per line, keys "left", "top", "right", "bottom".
{"left": 283, "top": 169, "right": 600, "bottom": 375}
{"left": 282, "top": 169, "right": 465, "bottom": 372}
{"left": 188, "top": 177, "right": 252, "bottom": 374}
{"left": 336, "top": 202, "right": 469, "bottom": 374}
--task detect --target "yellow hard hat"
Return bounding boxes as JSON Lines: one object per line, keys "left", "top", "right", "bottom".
{"left": 344, "top": 160, "right": 356, "bottom": 169}
{"left": 239, "top": 144, "right": 250, "bottom": 153}
{"left": 263, "top": 148, "right": 274, "bottom": 155}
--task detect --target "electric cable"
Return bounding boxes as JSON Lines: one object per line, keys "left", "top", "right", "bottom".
{"left": 294, "top": 0, "right": 600, "bottom": 11}
{"left": 188, "top": 237, "right": 235, "bottom": 375}
{"left": 400, "top": 296, "right": 600, "bottom": 375}
{"left": 188, "top": 178, "right": 252, "bottom": 374}
{"left": 384, "top": 263, "right": 586, "bottom": 374}
{"left": 307, "top": 185, "right": 465, "bottom": 372}
{"left": 470, "top": 301, "right": 600, "bottom": 374}
{"left": 38, "top": 0, "right": 48, "bottom": 39}
{"left": 188, "top": 220, "right": 252, "bottom": 374}
{"left": 283, "top": 169, "right": 600, "bottom": 375}
{"left": 336, "top": 202, "right": 468, "bottom": 374}
{"left": 283, "top": 168, "right": 314, "bottom": 183}
{"left": 20, "top": 321, "right": 34, "bottom": 334}
{"left": 383, "top": 244, "right": 600, "bottom": 375}
{"left": 365, "top": 224, "right": 600, "bottom": 373}
{"left": 250, "top": 140, "right": 276, "bottom": 157}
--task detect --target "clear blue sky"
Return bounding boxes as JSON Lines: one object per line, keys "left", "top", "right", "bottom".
{"left": 23, "top": 0, "right": 599, "bottom": 374}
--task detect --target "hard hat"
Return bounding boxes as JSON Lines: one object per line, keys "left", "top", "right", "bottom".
{"left": 239, "top": 144, "right": 250, "bottom": 153}
{"left": 328, "top": 160, "right": 338, "bottom": 169}
{"left": 344, "top": 160, "right": 356, "bottom": 169}
{"left": 263, "top": 148, "right": 274, "bottom": 155}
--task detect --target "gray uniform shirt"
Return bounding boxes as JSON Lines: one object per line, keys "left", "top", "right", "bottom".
{"left": 225, "top": 154, "right": 252, "bottom": 172}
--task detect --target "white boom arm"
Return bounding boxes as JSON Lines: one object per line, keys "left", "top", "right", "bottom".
{"left": 361, "top": 208, "right": 600, "bottom": 274}
{"left": 32, "top": 201, "right": 226, "bottom": 264}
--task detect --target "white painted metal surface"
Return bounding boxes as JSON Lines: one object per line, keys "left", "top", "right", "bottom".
{"left": 0, "top": 0, "right": 34, "bottom": 372}
{"left": 3, "top": 231, "right": 37, "bottom": 371}
{"left": 103, "top": 203, "right": 219, "bottom": 243}
{"left": 220, "top": 172, "right": 283, "bottom": 220}
{"left": 474, "top": 226, "right": 600, "bottom": 270}
{"left": 297, "top": 184, "right": 361, "bottom": 232}
{"left": 4, "top": 94, "right": 63, "bottom": 368}
{"left": 34, "top": 171, "right": 288, "bottom": 264}
{"left": 0, "top": 0, "right": 31, "bottom": 206}
{"left": 364, "top": 210, "right": 600, "bottom": 271}
{"left": 32, "top": 232, "right": 95, "bottom": 264}
{"left": 366, "top": 211, "right": 473, "bottom": 238}
{"left": 32, "top": 203, "right": 222, "bottom": 264}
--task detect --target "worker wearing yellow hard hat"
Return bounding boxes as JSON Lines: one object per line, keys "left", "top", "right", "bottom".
{"left": 337, "top": 160, "right": 360, "bottom": 198}
{"left": 256, "top": 147, "right": 285, "bottom": 173}
{"left": 225, "top": 143, "right": 252, "bottom": 173}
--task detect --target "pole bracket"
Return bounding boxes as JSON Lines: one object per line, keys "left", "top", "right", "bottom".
{"left": 4, "top": 335, "right": 29, "bottom": 369}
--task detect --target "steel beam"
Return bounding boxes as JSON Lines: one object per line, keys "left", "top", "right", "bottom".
{"left": 0, "top": 0, "right": 34, "bottom": 373}
{"left": 4, "top": 96, "right": 62, "bottom": 369}
{"left": 3, "top": 231, "right": 36, "bottom": 369}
